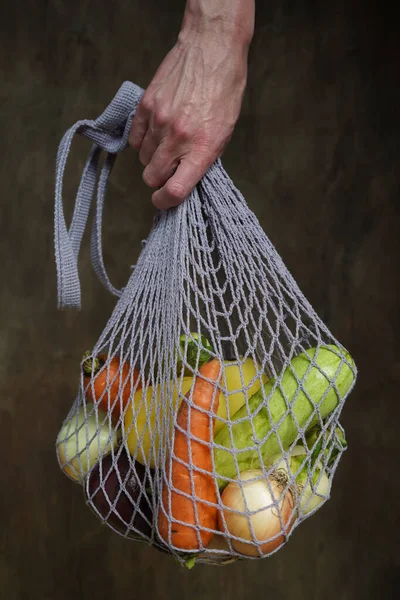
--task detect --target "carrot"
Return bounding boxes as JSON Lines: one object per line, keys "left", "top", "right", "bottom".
{"left": 82, "top": 351, "right": 140, "bottom": 422}
{"left": 158, "top": 358, "right": 221, "bottom": 550}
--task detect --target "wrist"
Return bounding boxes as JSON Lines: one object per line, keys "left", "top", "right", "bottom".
{"left": 181, "top": 0, "right": 255, "bottom": 47}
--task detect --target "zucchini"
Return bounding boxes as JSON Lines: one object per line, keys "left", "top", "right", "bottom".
{"left": 213, "top": 344, "right": 356, "bottom": 489}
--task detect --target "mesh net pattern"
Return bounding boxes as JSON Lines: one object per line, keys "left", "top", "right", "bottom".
{"left": 54, "top": 82, "right": 357, "bottom": 567}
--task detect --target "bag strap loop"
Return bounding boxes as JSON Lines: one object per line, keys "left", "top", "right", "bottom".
{"left": 54, "top": 81, "right": 144, "bottom": 309}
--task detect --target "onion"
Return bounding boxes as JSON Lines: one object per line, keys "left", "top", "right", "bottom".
{"left": 218, "top": 469, "right": 295, "bottom": 557}
{"left": 275, "top": 445, "right": 331, "bottom": 515}
{"left": 56, "top": 403, "right": 120, "bottom": 483}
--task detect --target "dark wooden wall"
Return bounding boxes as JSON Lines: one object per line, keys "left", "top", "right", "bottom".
{"left": 1, "top": 1, "right": 399, "bottom": 599}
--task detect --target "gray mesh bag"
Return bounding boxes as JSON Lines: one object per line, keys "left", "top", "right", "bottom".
{"left": 54, "top": 82, "right": 357, "bottom": 568}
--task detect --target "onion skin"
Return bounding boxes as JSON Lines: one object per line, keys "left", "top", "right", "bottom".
{"left": 56, "top": 403, "right": 119, "bottom": 483}
{"left": 218, "top": 469, "right": 295, "bottom": 557}
{"left": 275, "top": 446, "right": 331, "bottom": 515}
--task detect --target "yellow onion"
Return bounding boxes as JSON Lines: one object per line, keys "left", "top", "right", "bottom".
{"left": 275, "top": 445, "right": 331, "bottom": 515}
{"left": 218, "top": 469, "right": 295, "bottom": 557}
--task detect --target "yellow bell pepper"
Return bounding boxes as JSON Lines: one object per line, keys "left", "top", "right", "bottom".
{"left": 214, "top": 358, "right": 268, "bottom": 434}
{"left": 124, "top": 359, "right": 268, "bottom": 468}
{"left": 124, "top": 377, "right": 194, "bottom": 469}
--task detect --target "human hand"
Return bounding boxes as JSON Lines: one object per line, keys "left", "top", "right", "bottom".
{"left": 129, "top": 2, "right": 254, "bottom": 210}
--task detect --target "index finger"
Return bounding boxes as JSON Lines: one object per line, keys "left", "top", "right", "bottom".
{"left": 151, "top": 153, "right": 214, "bottom": 210}
{"left": 129, "top": 99, "right": 150, "bottom": 151}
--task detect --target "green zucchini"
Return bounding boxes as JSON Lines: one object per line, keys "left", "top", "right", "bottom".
{"left": 213, "top": 344, "right": 356, "bottom": 489}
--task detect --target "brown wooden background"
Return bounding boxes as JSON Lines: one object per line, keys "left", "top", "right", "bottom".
{"left": 1, "top": 1, "right": 399, "bottom": 599}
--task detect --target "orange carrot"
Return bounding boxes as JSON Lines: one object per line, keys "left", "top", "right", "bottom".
{"left": 82, "top": 352, "right": 140, "bottom": 422}
{"left": 158, "top": 358, "right": 221, "bottom": 550}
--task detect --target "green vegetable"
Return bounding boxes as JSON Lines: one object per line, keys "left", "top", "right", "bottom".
{"left": 177, "top": 333, "right": 214, "bottom": 374}
{"left": 306, "top": 424, "right": 347, "bottom": 467}
{"left": 183, "top": 556, "right": 197, "bottom": 570}
{"left": 213, "top": 345, "right": 356, "bottom": 489}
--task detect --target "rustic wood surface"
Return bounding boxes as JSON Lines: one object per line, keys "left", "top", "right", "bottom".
{"left": 0, "top": 1, "right": 399, "bottom": 599}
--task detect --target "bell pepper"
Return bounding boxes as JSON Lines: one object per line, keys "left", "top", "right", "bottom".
{"left": 214, "top": 358, "right": 268, "bottom": 435}
{"left": 124, "top": 378, "right": 194, "bottom": 469}
{"left": 124, "top": 358, "right": 267, "bottom": 467}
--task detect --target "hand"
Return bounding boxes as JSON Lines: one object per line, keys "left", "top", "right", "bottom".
{"left": 129, "top": 27, "right": 251, "bottom": 210}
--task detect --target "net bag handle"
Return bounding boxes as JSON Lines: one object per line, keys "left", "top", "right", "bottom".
{"left": 54, "top": 81, "right": 144, "bottom": 309}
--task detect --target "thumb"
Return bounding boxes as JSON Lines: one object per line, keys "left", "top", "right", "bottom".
{"left": 151, "top": 154, "right": 212, "bottom": 210}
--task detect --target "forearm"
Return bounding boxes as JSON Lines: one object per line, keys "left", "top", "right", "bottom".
{"left": 181, "top": 0, "right": 255, "bottom": 47}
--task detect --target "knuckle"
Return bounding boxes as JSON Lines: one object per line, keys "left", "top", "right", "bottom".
{"left": 139, "top": 149, "right": 149, "bottom": 167}
{"left": 142, "top": 168, "right": 158, "bottom": 188}
{"left": 129, "top": 134, "right": 141, "bottom": 150}
{"left": 166, "top": 180, "right": 188, "bottom": 203}
{"left": 171, "top": 120, "right": 191, "bottom": 142}
{"left": 153, "top": 109, "right": 169, "bottom": 129}
{"left": 140, "top": 93, "right": 154, "bottom": 113}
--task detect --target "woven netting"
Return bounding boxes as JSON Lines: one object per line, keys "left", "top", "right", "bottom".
{"left": 54, "top": 82, "right": 357, "bottom": 568}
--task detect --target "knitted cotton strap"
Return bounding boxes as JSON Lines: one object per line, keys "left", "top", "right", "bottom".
{"left": 54, "top": 81, "right": 144, "bottom": 309}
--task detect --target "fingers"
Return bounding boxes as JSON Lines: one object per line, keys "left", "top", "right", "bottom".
{"left": 139, "top": 128, "right": 159, "bottom": 167}
{"left": 129, "top": 92, "right": 218, "bottom": 209}
{"left": 128, "top": 101, "right": 150, "bottom": 151}
{"left": 130, "top": 96, "right": 169, "bottom": 167}
{"left": 151, "top": 154, "right": 212, "bottom": 210}
{"left": 142, "top": 142, "right": 180, "bottom": 189}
